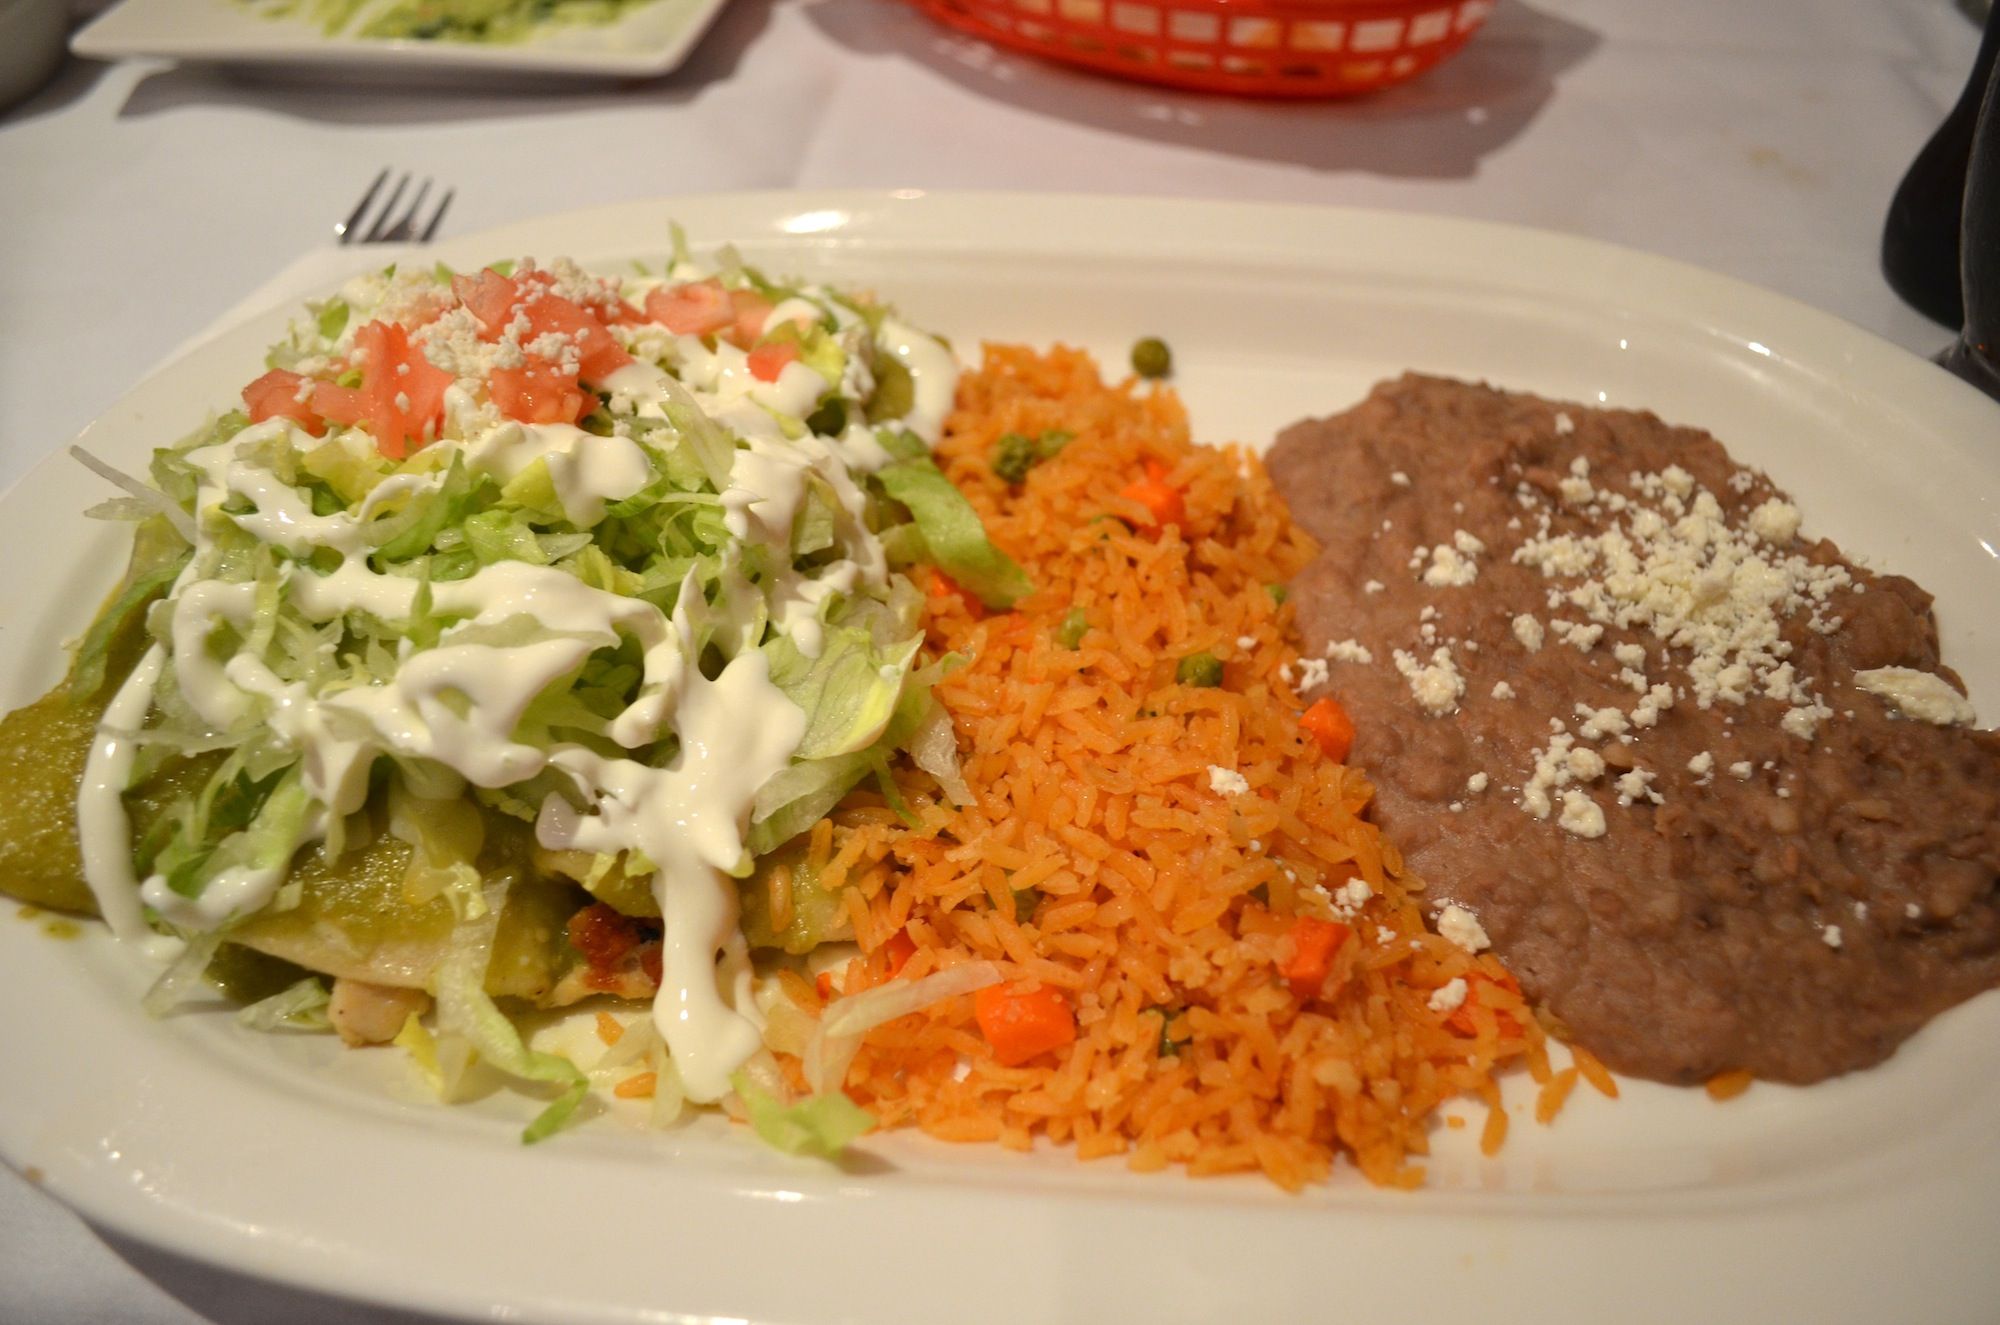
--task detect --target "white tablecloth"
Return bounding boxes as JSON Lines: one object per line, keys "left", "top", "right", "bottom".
{"left": 0, "top": 1, "right": 1986, "bottom": 1320}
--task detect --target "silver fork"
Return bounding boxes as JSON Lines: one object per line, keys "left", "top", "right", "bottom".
{"left": 336, "top": 169, "right": 456, "bottom": 245}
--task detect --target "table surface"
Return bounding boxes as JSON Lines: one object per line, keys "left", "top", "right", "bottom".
{"left": 0, "top": 1, "right": 1987, "bottom": 1320}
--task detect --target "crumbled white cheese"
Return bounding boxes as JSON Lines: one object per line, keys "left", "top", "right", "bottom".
{"left": 1510, "top": 465, "right": 1853, "bottom": 718}
{"left": 1206, "top": 765, "right": 1250, "bottom": 796}
{"left": 1236, "top": 635, "right": 1258, "bottom": 651}
{"left": 1613, "top": 642, "right": 1648, "bottom": 668}
{"left": 1390, "top": 470, "right": 1411, "bottom": 487}
{"left": 1822, "top": 924, "right": 1843, "bottom": 950}
{"left": 1422, "top": 544, "right": 1479, "bottom": 588}
{"left": 1557, "top": 789, "right": 1607, "bottom": 838}
{"left": 1490, "top": 681, "right": 1516, "bottom": 701}
{"left": 1521, "top": 727, "right": 1575, "bottom": 819}
{"left": 1853, "top": 668, "right": 1978, "bottom": 727}
{"left": 1452, "top": 529, "right": 1485, "bottom": 557}
{"left": 1466, "top": 772, "right": 1490, "bottom": 794}
{"left": 1393, "top": 647, "right": 1466, "bottom": 716}
{"left": 1294, "top": 657, "right": 1330, "bottom": 691}
{"left": 1565, "top": 748, "right": 1606, "bottom": 782}
{"left": 1780, "top": 701, "right": 1832, "bottom": 742}
{"left": 1511, "top": 614, "right": 1545, "bottom": 652}
{"left": 1631, "top": 683, "right": 1676, "bottom": 730}
{"left": 1437, "top": 904, "right": 1491, "bottom": 953}
{"left": 1428, "top": 978, "right": 1469, "bottom": 1015}
{"left": 1613, "top": 768, "right": 1659, "bottom": 806}
{"left": 1687, "top": 751, "right": 1714, "bottom": 776}
{"left": 1905, "top": 902, "right": 1922, "bottom": 920}
{"left": 1575, "top": 704, "right": 1631, "bottom": 741}
{"left": 1549, "top": 620, "right": 1605, "bottom": 652}
{"left": 1330, "top": 879, "right": 1373, "bottom": 916}
{"left": 1554, "top": 412, "right": 1575, "bottom": 435}
{"left": 1729, "top": 760, "right": 1754, "bottom": 780}
{"left": 1747, "top": 498, "right": 1802, "bottom": 545}
{"left": 1362, "top": 579, "right": 1386, "bottom": 595}
{"left": 1324, "top": 638, "right": 1374, "bottom": 665}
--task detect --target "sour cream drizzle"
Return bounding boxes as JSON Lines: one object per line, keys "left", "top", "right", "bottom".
{"left": 77, "top": 267, "right": 957, "bottom": 1103}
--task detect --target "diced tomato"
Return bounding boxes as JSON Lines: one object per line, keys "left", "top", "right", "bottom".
{"left": 454, "top": 267, "right": 631, "bottom": 386}
{"left": 568, "top": 902, "right": 643, "bottom": 970}
{"left": 727, "top": 289, "right": 774, "bottom": 348}
{"left": 523, "top": 295, "right": 632, "bottom": 384}
{"left": 601, "top": 296, "right": 646, "bottom": 325}
{"left": 1278, "top": 915, "right": 1351, "bottom": 1000}
{"left": 645, "top": 278, "right": 736, "bottom": 336}
{"left": 309, "top": 381, "right": 368, "bottom": 427}
{"left": 309, "top": 320, "right": 451, "bottom": 460}
{"left": 566, "top": 902, "right": 662, "bottom": 994}
{"left": 241, "top": 368, "right": 327, "bottom": 437}
{"left": 488, "top": 361, "right": 589, "bottom": 426}
{"left": 747, "top": 340, "right": 801, "bottom": 383}
{"left": 1299, "top": 696, "right": 1356, "bottom": 762}
{"left": 453, "top": 268, "right": 521, "bottom": 332}
{"left": 974, "top": 982, "right": 1077, "bottom": 1067}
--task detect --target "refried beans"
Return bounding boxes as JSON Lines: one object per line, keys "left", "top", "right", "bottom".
{"left": 1266, "top": 374, "right": 2000, "bottom": 1086}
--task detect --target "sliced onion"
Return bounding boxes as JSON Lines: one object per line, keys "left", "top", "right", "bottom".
{"left": 589, "top": 1014, "right": 661, "bottom": 1075}
{"left": 804, "top": 960, "right": 1001, "bottom": 1097}
{"left": 69, "top": 445, "right": 195, "bottom": 543}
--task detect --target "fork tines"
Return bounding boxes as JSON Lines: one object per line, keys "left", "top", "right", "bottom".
{"left": 337, "top": 169, "right": 455, "bottom": 245}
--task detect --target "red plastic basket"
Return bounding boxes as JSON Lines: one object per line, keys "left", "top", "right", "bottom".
{"left": 903, "top": 0, "right": 1493, "bottom": 98}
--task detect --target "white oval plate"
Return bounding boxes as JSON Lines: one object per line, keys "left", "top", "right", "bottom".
{"left": 3, "top": 192, "right": 1998, "bottom": 1325}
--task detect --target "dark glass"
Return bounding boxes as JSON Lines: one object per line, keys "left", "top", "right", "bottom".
{"left": 1882, "top": 6, "right": 2000, "bottom": 329}
{"left": 1939, "top": 62, "right": 2000, "bottom": 400}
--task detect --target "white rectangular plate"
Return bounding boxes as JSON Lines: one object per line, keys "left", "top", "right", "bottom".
{"left": 71, "top": 0, "right": 731, "bottom": 79}
{"left": 2, "top": 191, "right": 1997, "bottom": 1325}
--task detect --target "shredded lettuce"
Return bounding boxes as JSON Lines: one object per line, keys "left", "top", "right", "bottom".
{"left": 394, "top": 1011, "right": 476, "bottom": 1100}
{"left": 764, "top": 626, "right": 921, "bottom": 760}
{"left": 236, "top": 976, "right": 332, "bottom": 1031}
{"left": 68, "top": 540, "right": 190, "bottom": 702}
{"left": 387, "top": 782, "right": 489, "bottom": 920}
{"left": 732, "top": 1071, "right": 875, "bottom": 1159}
{"left": 433, "top": 885, "right": 589, "bottom": 1143}
{"left": 746, "top": 751, "right": 875, "bottom": 857}
{"left": 875, "top": 457, "right": 1032, "bottom": 608}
